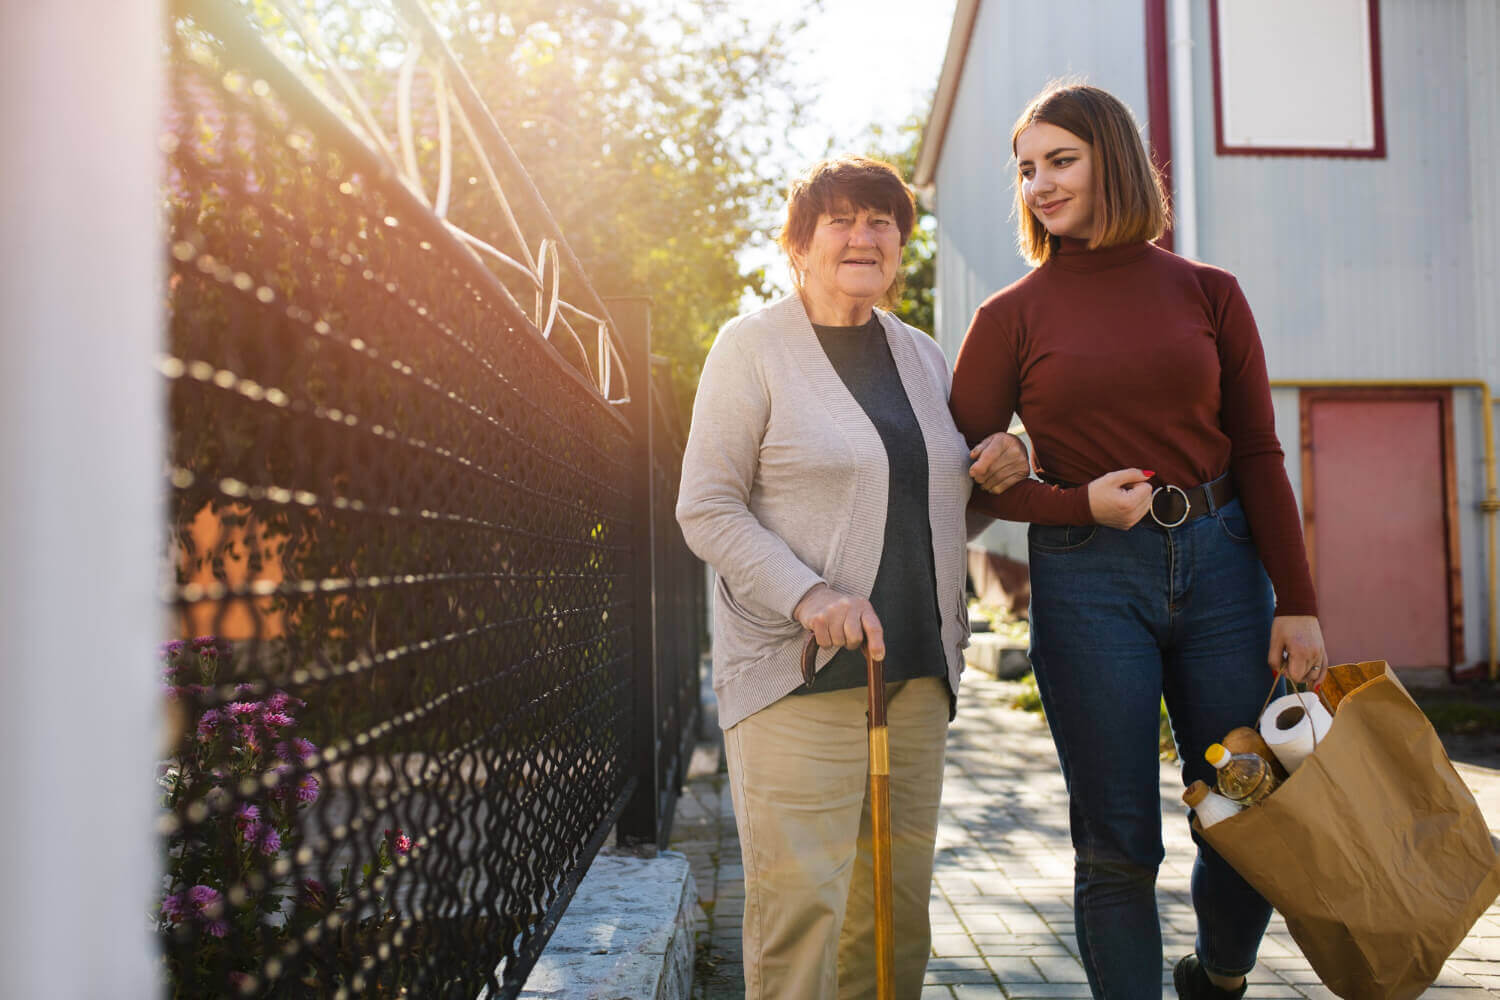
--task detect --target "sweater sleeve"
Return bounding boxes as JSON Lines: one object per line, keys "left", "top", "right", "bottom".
{"left": 1213, "top": 277, "right": 1319, "bottom": 617}
{"left": 675, "top": 327, "right": 826, "bottom": 620}
{"left": 950, "top": 304, "right": 1094, "bottom": 526}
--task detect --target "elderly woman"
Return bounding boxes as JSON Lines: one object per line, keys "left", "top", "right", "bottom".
{"left": 676, "top": 155, "right": 1027, "bottom": 999}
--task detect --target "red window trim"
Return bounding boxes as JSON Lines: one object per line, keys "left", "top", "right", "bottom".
{"left": 1209, "top": 0, "right": 1387, "bottom": 159}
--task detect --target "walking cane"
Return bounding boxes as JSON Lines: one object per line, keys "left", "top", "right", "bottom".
{"left": 802, "top": 633, "right": 895, "bottom": 1000}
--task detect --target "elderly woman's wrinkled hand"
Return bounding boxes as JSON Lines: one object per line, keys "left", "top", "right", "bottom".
{"left": 969, "top": 432, "right": 1030, "bottom": 494}
{"left": 793, "top": 583, "right": 886, "bottom": 660}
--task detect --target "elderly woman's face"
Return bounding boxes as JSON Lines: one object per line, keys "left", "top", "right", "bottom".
{"left": 794, "top": 201, "right": 901, "bottom": 316}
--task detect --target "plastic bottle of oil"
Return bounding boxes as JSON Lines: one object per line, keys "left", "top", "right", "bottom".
{"left": 1182, "top": 780, "right": 1242, "bottom": 828}
{"left": 1204, "top": 742, "right": 1279, "bottom": 805}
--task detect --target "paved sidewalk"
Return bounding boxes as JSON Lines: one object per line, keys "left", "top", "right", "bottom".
{"left": 670, "top": 671, "right": 1500, "bottom": 999}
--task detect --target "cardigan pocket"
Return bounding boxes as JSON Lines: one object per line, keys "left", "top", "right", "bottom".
{"left": 716, "top": 575, "right": 797, "bottom": 631}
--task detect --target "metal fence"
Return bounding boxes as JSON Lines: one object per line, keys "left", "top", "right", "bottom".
{"left": 157, "top": 1, "right": 704, "bottom": 995}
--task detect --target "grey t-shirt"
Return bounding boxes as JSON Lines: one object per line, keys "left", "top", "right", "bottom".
{"left": 797, "top": 315, "right": 947, "bottom": 693}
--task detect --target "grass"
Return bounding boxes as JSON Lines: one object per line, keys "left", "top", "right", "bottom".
{"left": 1409, "top": 681, "right": 1500, "bottom": 735}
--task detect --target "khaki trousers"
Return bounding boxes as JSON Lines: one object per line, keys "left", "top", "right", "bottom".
{"left": 723, "top": 675, "right": 948, "bottom": 1000}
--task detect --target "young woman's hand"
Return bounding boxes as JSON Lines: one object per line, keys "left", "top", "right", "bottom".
{"left": 1086, "top": 469, "right": 1154, "bottom": 529}
{"left": 793, "top": 583, "right": 886, "bottom": 659}
{"left": 1268, "top": 615, "right": 1327, "bottom": 685}
{"left": 969, "top": 432, "right": 1031, "bottom": 494}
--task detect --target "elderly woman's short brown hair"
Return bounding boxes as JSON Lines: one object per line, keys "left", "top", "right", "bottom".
{"left": 778, "top": 156, "right": 917, "bottom": 288}
{"left": 1011, "top": 82, "right": 1170, "bottom": 266}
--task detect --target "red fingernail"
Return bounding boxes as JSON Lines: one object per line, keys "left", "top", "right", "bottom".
{"left": 1142, "top": 470, "right": 1155, "bottom": 477}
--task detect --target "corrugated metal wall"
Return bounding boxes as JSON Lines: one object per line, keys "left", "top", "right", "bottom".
{"left": 1189, "top": 0, "right": 1489, "bottom": 384}
{"left": 1183, "top": 0, "right": 1495, "bottom": 665}
{"left": 927, "top": 0, "right": 1496, "bottom": 659}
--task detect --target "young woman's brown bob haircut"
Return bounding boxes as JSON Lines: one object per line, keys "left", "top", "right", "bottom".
{"left": 778, "top": 156, "right": 917, "bottom": 302}
{"left": 1011, "top": 82, "right": 1170, "bottom": 266}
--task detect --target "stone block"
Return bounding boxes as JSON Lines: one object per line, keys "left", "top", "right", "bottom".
{"left": 517, "top": 851, "right": 696, "bottom": 1000}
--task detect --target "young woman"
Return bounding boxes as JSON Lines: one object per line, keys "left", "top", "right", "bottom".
{"left": 949, "top": 83, "right": 1327, "bottom": 1000}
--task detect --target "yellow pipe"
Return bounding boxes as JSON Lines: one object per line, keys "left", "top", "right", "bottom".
{"left": 1269, "top": 379, "right": 1498, "bottom": 680}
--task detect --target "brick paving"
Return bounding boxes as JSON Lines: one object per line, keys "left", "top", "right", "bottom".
{"left": 669, "top": 670, "right": 1500, "bottom": 999}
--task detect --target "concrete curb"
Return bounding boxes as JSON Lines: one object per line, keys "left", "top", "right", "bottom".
{"left": 519, "top": 851, "right": 698, "bottom": 1000}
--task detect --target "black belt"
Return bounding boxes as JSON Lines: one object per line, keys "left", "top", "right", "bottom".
{"left": 1042, "top": 474, "right": 1235, "bottom": 528}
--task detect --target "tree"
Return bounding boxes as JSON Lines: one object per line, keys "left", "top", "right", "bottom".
{"left": 861, "top": 115, "right": 936, "bottom": 335}
{"left": 434, "top": 0, "right": 815, "bottom": 414}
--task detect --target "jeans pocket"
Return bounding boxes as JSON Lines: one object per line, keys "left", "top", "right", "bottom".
{"left": 1216, "top": 504, "right": 1254, "bottom": 543}
{"left": 1028, "top": 523, "right": 1099, "bottom": 553}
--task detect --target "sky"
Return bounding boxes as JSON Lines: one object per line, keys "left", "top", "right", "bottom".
{"left": 742, "top": 0, "right": 961, "bottom": 172}
{"left": 661, "top": 0, "right": 963, "bottom": 294}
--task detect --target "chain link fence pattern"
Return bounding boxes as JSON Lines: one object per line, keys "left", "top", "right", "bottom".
{"left": 156, "top": 4, "right": 700, "bottom": 995}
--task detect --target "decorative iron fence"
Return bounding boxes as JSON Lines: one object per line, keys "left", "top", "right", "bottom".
{"left": 157, "top": 1, "right": 704, "bottom": 995}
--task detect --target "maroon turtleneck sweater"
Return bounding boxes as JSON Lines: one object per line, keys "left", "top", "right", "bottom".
{"left": 950, "top": 239, "right": 1317, "bottom": 617}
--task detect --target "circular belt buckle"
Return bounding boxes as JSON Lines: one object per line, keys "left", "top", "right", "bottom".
{"left": 1150, "top": 484, "right": 1190, "bottom": 528}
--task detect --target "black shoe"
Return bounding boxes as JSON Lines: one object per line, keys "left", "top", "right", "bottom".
{"left": 1173, "top": 954, "right": 1247, "bottom": 999}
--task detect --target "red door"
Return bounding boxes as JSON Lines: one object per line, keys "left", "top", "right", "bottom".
{"left": 1304, "top": 394, "right": 1456, "bottom": 670}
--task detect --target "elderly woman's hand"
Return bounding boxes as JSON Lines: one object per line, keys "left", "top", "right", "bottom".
{"left": 794, "top": 583, "right": 886, "bottom": 660}
{"left": 969, "top": 432, "right": 1030, "bottom": 494}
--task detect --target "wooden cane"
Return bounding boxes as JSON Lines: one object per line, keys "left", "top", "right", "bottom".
{"left": 802, "top": 634, "right": 895, "bottom": 1000}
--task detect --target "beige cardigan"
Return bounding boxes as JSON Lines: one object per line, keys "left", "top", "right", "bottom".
{"left": 676, "top": 294, "right": 973, "bottom": 730}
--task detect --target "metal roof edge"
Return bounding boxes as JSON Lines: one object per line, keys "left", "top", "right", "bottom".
{"left": 913, "top": 0, "right": 983, "bottom": 190}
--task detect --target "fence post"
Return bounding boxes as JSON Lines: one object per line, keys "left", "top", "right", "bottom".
{"left": 609, "top": 296, "right": 662, "bottom": 847}
{"left": 0, "top": 2, "right": 162, "bottom": 994}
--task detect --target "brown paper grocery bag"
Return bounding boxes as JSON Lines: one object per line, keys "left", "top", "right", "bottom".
{"left": 1195, "top": 660, "right": 1500, "bottom": 999}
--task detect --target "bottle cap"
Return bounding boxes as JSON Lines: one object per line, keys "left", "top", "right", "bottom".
{"left": 1205, "top": 743, "right": 1230, "bottom": 768}
{"left": 1182, "top": 780, "right": 1210, "bottom": 807}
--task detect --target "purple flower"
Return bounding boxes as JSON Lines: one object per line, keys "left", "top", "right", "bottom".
{"left": 191, "top": 635, "right": 229, "bottom": 657}
{"left": 226, "top": 701, "right": 262, "bottom": 717}
{"left": 242, "top": 822, "right": 280, "bottom": 855}
{"left": 162, "top": 884, "right": 225, "bottom": 929}
{"left": 385, "top": 828, "right": 412, "bottom": 856}
{"left": 188, "top": 885, "right": 220, "bottom": 908}
{"left": 161, "top": 892, "right": 188, "bottom": 922}
{"left": 277, "top": 738, "right": 318, "bottom": 764}
{"left": 161, "top": 639, "right": 188, "bottom": 658}
{"left": 234, "top": 803, "right": 260, "bottom": 831}
{"left": 265, "top": 691, "right": 303, "bottom": 714}
{"left": 296, "top": 775, "right": 320, "bottom": 804}
{"left": 260, "top": 711, "right": 293, "bottom": 729}
{"left": 195, "top": 710, "right": 223, "bottom": 740}
{"left": 234, "top": 683, "right": 257, "bottom": 697}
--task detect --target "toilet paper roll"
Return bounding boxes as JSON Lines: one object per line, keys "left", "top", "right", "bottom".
{"left": 1258, "top": 692, "right": 1334, "bottom": 774}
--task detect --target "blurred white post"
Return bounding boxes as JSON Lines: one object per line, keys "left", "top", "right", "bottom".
{"left": 0, "top": 3, "right": 163, "bottom": 996}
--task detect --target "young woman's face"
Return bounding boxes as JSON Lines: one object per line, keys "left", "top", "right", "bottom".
{"left": 1015, "top": 122, "right": 1097, "bottom": 241}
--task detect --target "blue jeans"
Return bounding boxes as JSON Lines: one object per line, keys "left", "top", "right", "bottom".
{"left": 1027, "top": 497, "right": 1281, "bottom": 999}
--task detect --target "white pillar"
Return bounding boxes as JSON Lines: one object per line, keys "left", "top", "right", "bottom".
{"left": 0, "top": 3, "right": 163, "bottom": 996}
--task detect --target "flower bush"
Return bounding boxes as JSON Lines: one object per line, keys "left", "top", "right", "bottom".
{"left": 156, "top": 637, "right": 414, "bottom": 995}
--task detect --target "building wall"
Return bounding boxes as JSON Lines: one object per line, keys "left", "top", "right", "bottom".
{"left": 930, "top": 0, "right": 1495, "bottom": 664}
{"left": 1185, "top": 0, "right": 1496, "bottom": 665}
